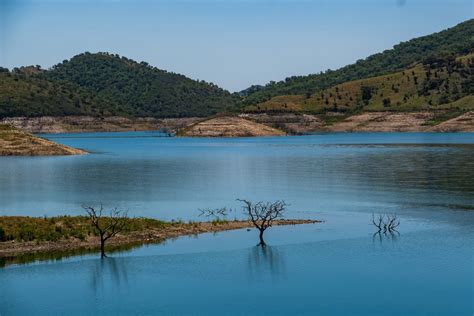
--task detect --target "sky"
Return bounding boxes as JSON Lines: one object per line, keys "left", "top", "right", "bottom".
{"left": 0, "top": 0, "right": 472, "bottom": 92}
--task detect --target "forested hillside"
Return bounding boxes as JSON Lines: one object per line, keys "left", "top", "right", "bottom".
{"left": 0, "top": 20, "right": 472, "bottom": 120}
{"left": 0, "top": 53, "right": 237, "bottom": 118}
{"left": 241, "top": 19, "right": 473, "bottom": 106}
{"left": 245, "top": 54, "right": 474, "bottom": 114}
{"left": 43, "top": 52, "right": 237, "bottom": 117}
{"left": 0, "top": 66, "right": 111, "bottom": 118}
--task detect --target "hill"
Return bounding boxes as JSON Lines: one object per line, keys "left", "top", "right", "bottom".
{"left": 0, "top": 66, "right": 110, "bottom": 118}
{"left": 43, "top": 52, "right": 237, "bottom": 117}
{"left": 241, "top": 19, "right": 473, "bottom": 106}
{"left": 0, "top": 20, "right": 472, "bottom": 128}
{"left": 0, "top": 53, "right": 237, "bottom": 119}
{"left": 244, "top": 53, "right": 474, "bottom": 114}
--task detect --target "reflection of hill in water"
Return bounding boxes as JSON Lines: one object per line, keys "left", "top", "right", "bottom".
{"left": 372, "top": 230, "right": 402, "bottom": 251}
{"left": 318, "top": 144, "right": 473, "bottom": 194}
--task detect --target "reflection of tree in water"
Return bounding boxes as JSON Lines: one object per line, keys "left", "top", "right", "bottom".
{"left": 371, "top": 213, "right": 401, "bottom": 249}
{"left": 90, "top": 257, "right": 129, "bottom": 294}
{"left": 247, "top": 245, "right": 286, "bottom": 280}
{"left": 372, "top": 230, "right": 401, "bottom": 250}
{"left": 1, "top": 242, "right": 142, "bottom": 268}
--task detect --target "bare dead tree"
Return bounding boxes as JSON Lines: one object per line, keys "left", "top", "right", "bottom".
{"left": 83, "top": 204, "right": 128, "bottom": 258}
{"left": 385, "top": 215, "right": 400, "bottom": 232}
{"left": 198, "top": 207, "right": 231, "bottom": 221}
{"left": 372, "top": 214, "right": 384, "bottom": 233}
{"left": 238, "top": 199, "right": 287, "bottom": 246}
{"left": 372, "top": 214, "right": 400, "bottom": 235}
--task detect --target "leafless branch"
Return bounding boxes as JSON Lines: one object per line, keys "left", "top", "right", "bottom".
{"left": 372, "top": 213, "right": 400, "bottom": 234}
{"left": 238, "top": 199, "right": 287, "bottom": 245}
{"left": 82, "top": 204, "right": 128, "bottom": 258}
{"left": 198, "top": 207, "right": 231, "bottom": 221}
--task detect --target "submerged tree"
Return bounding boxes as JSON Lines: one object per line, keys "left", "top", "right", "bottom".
{"left": 198, "top": 207, "right": 231, "bottom": 222}
{"left": 83, "top": 204, "right": 128, "bottom": 258}
{"left": 238, "top": 199, "right": 287, "bottom": 246}
{"left": 372, "top": 214, "right": 400, "bottom": 235}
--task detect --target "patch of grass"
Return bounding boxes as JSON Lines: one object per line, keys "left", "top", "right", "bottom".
{"left": 211, "top": 218, "right": 229, "bottom": 226}
{"left": 0, "top": 216, "right": 170, "bottom": 242}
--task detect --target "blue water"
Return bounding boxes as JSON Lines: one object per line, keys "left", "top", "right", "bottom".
{"left": 0, "top": 133, "right": 473, "bottom": 315}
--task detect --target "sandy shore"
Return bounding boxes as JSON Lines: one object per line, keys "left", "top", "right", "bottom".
{"left": 0, "top": 219, "right": 319, "bottom": 259}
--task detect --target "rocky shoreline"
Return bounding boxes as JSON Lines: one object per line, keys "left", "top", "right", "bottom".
{"left": 242, "top": 111, "right": 474, "bottom": 133}
{"left": 0, "top": 116, "right": 201, "bottom": 134}
{"left": 2, "top": 111, "right": 473, "bottom": 136}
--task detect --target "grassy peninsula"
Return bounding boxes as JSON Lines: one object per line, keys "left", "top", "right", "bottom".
{"left": 0, "top": 216, "right": 318, "bottom": 259}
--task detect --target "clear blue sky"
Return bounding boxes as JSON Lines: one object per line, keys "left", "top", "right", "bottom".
{"left": 0, "top": 0, "right": 472, "bottom": 91}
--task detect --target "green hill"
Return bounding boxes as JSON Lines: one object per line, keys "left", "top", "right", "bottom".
{"left": 241, "top": 19, "right": 474, "bottom": 106}
{"left": 0, "top": 66, "right": 110, "bottom": 118}
{"left": 0, "top": 20, "right": 472, "bottom": 120}
{"left": 245, "top": 53, "right": 474, "bottom": 114}
{"left": 0, "top": 53, "right": 237, "bottom": 118}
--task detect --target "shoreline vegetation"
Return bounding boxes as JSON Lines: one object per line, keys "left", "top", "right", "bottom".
{"left": 0, "top": 216, "right": 319, "bottom": 261}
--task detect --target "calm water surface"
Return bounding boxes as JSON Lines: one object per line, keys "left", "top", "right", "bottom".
{"left": 0, "top": 133, "right": 473, "bottom": 315}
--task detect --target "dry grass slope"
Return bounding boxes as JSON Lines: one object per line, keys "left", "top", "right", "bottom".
{"left": 245, "top": 54, "right": 474, "bottom": 119}
{"left": 0, "top": 124, "right": 86, "bottom": 156}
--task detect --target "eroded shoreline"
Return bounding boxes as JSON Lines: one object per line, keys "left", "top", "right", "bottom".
{"left": 0, "top": 124, "right": 86, "bottom": 156}
{"left": 2, "top": 111, "right": 473, "bottom": 136}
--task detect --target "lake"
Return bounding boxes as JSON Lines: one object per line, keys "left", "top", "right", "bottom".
{"left": 1, "top": 133, "right": 473, "bottom": 315}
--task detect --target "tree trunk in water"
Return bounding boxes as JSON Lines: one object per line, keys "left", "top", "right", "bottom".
{"left": 259, "top": 229, "right": 265, "bottom": 245}
{"left": 100, "top": 238, "right": 106, "bottom": 258}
